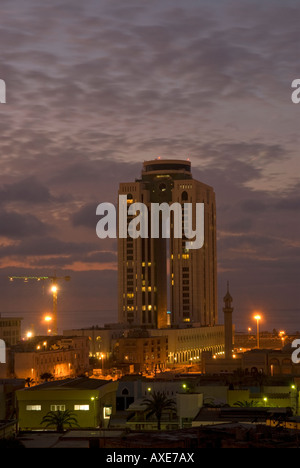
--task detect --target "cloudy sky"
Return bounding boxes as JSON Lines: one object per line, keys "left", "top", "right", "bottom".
{"left": 0, "top": 0, "right": 299, "bottom": 334}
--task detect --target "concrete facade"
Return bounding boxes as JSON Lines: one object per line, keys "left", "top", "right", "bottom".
{"left": 13, "top": 336, "right": 90, "bottom": 382}
{"left": 16, "top": 377, "right": 118, "bottom": 431}
{"left": 118, "top": 159, "right": 217, "bottom": 329}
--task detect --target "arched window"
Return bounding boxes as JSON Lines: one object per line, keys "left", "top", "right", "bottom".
{"left": 181, "top": 191, "right": 188, "bottom": 201}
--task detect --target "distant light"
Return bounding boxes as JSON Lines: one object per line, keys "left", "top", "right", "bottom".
{"left": 44, "top": 315, "right": 52, "bottom": 322}
{"left": 26, "top": 331, "right": 33, "bottom": 339}
{"left": 51, "top": 285, "right": 58, "bottom": 293}
{"left": 254, "top": 314, "right": 261, "bottom": 321}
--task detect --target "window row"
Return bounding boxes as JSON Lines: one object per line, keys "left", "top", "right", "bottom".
{"left": 26, "top": 404, "right": 90, "bottom": 411}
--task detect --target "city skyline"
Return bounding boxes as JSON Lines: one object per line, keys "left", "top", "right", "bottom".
{"left": 0, "top": 0, "right": 299, "bottom": 334}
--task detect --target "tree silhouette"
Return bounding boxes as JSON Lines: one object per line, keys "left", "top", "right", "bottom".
{"left": 40, "top": 409, "right": 79, "bottom": 433}
{"left": 142, "top": 391, "right": 176, "bottom": 430}
{"left": 25, "top": 377, "right": 34, "bottom": 388}
{"left": 233, "top": 400, "right": 260, "bottom": 407}
{"left": 40, "top": 372, "right": 54, "bottom": 382}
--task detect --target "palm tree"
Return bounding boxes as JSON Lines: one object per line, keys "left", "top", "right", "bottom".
{"left": 40, "top": 409, "right": 80, "bottom": 433}
{"left": 25, "top": 377, "right": 34, "bottom": 388}
{"left": 40, "top": 372, "right": 54, "bottom": 382}
{"left": 142, "top": 391, "right": 176, "bottom": 430}
{"left": 233, "top": 400, "right": 260, "bottom": 407}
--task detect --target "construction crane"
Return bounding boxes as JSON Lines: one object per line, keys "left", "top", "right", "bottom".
{"left": 8, "top": 274, "right": 71, "bottom": 335}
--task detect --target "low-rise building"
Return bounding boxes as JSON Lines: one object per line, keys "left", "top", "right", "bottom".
{"left": 13, "top": 335, "right": 90, "bottom": 383}
{"left": 0, "top": 314, "right": 22, "bottom": 346}
{"left": 63, "top": 327, "right": 120, "bottom": 361}
{"left": 113, "top": 330, "right": 169, "bottom": 373}
{"left": 203, "top": 346, "right": 300, "bottom": 377}
{"left": 0, "top": 379, "right": 25, "bottom": 419}
{"left": 64, "top": 323, "right": 225, "bottom": 368}
{"left": 16, "top": 377, "right": 118, "bottom": 431}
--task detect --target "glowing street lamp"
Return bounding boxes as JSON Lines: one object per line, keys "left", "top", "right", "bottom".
{"left": 279, "top": 331, "right": 286, "bottom": 347}
{"left": 51, "top": 284, "right": 58, "bottom": 335}
{"left": 8, "top": 274, "right": 70, "bottom": 336}
{"left": 263, "top": 397, "right": 268, "bottom": 407}
{"left": 44, "top": 315, "right": 53, "bottom": 335}
{"left": 254, "top": 314, "right": 262, "bottom": 348}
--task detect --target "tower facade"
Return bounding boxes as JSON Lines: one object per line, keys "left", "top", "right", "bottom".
{"left": 223, "top": 282, "right": 234, "bottom": 359}
{"left": 118, "top": 159, "right": 217, "bottom": 329}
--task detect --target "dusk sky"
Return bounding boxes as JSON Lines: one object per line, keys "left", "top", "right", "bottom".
{"left": 0, "top": 0, "right": 299, "bottom": 334}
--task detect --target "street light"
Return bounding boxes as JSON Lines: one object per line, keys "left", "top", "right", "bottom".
{"left": 254, "top": 314, "right": 262, "bottom": 348}
{"left": 263, "top": 397, "right": 268, "bottom": 407}
{"left": 51, "top": 285, "right": 58, "bottom": 334}
{"left": 43, "top": 315, "right": 53, "bottom": 334}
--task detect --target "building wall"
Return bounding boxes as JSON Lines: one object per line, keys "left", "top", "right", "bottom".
{"left": 227, "top": 388, "right": 293, "bottom": 409}
{"left": 114, "top": 335, "right": 168, "bottom": 372}
{"left": 14, "top": 336, "right": 90, "bottom": 382}
{"left": 0, "top": 379, "right": 25, "bottom": 419}
{"left": 176, "top": 393, "right": 204, "bottom": 426}
{"left": 63, "top": 328, "right": 120, "bottom": 360}
{"left": 170, "top": 179, "right": 217, "bottom": 327}
{"left": 117, "top": 159, "right": 217, "bottom": 329}
{"left": 242, "top": 350, "right": 300, "bottom": 376}
{"left": 16, "top": 381, "right": 118, "bottom": 430}
{"left": 0, "top": 316, "right": 22, "bottom": 346}
{"left": 148, "top": 325, "right": 225, "bottom": 364}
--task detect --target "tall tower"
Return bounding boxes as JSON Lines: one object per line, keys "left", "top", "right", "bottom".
{"left": 118, "top": 159, "right": 217, "bottom": 329}
{"left": 223, "top": 282, "right": 234, "bottom": 359}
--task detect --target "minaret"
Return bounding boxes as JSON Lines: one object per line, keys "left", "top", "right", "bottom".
{"left": 223, "top": 281, "right": 233, "bottom": 359}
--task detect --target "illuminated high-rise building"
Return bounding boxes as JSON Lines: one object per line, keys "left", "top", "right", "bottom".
{"left": 118, "top": 159, "right": 217, "bottom": 329}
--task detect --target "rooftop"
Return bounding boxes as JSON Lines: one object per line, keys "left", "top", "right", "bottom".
{"left": 21, "top": 377, "right": 112, "bottom": 391}
{"left": 194, "top": 406, "right": 292, "bottom": 424}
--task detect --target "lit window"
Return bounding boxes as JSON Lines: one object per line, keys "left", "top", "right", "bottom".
{"left": 26, "top": 405, "right": 41, "bottom": 411}
{"left": 103, "top": 406, "right": 112, "bottom": 419}
{"left": 74, "top": 404, "right": 90, "bottom": 411}
{"left": 50, "top": 405, "right": 66, "bottom": 411}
